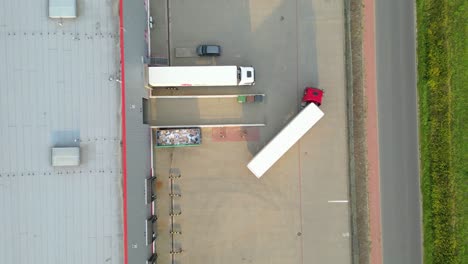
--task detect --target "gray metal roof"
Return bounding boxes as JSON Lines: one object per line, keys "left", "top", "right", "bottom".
{"left": 0, "top": 0, "right": 123, "bottom": 263}
{"left": 49, "top": 0, "right": 77, "bottom": 18}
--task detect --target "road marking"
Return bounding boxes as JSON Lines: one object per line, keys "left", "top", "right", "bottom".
{"left": 328, "top": 200, "right": 349, "bottom": 203}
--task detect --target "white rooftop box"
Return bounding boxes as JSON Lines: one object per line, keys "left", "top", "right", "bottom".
{"left": 51, "top": 147, "right": 80, "bottom": 166}
{"left": 49, "top": 0, "right": 77, "bottom": 18}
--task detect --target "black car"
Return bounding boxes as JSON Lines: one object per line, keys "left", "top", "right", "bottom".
{"left": 196, "top": 45, "right": 221, "bottom": 56}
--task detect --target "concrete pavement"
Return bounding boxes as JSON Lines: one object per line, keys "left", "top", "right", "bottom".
{"left": 152, "top": 0, "right": 351, "bottom": 263}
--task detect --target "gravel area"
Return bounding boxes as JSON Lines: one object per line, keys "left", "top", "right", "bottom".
{"left": 346, "top": 0, "right": 370, "bottom": 263}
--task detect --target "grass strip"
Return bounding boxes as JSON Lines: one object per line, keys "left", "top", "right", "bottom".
{"left": 416, "top": 0, "right": 467, "bottom": 263}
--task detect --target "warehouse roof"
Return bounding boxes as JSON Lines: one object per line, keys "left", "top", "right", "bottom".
{"left": 0, "top": 0, "right": 123, "bottom": 263}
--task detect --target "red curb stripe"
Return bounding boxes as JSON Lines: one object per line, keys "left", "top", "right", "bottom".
{"left": 363, "top": 0, "right": 383, "bottom": 263}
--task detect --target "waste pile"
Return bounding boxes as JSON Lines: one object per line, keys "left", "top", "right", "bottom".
{"left": 156, "top": 128, "right": 201, "bottom": 147}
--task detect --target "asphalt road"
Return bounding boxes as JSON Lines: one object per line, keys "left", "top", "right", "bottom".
{"left": 375, "top": 0, "right": 422, "bottom": 263}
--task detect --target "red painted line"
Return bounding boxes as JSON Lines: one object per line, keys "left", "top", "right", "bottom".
{"left": 118, "top": 0, "right": 128, "bottom": 263}
{"left": 363, "top": 0, "right": 383, "bottom": 263}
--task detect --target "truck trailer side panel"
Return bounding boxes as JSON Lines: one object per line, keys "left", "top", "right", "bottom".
{"left": 149, "top": 66, "right": 239, "bottom": 87}
{"left": 247, "top": 103, "right": 324, "bottom": 178}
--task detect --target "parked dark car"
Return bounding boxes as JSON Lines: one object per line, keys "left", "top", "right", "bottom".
{"left": 196, "top": 45, "right": 221, "bottom": 56}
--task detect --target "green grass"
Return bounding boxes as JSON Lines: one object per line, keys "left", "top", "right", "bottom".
{"left": 416, "top": 0, "right": 468, "bottom": 263}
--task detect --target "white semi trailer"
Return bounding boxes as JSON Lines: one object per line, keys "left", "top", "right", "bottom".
{"left": 247, "top": 103, "right": 324, "bottom": 178}
{"left": 148, "top": 66, "right": 255, "bottom": 87}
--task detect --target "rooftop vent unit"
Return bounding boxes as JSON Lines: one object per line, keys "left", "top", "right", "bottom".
{"left": 49, "top": 0, "right": 77, "bottom": 18}
{"left": 51, "top": 147, "right": 80, "bottom": 167}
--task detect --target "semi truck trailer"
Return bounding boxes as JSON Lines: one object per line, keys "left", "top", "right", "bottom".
{"left": 148, "top": 66, "right": 255, "bottom": 87}
{"left": 247, "top": 87, "right": 324, "bottom": 178}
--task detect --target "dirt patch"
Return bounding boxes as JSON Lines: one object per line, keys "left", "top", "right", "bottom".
{"left": 156, "top": 180, "right": 164, "bottom": 190}
{"left": 211, "top": 127, "right": 260, "bottom": 142}
{"left": 346, "top": 0, "right": 370, "bottom": 263}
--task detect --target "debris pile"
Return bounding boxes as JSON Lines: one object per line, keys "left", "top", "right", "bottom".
{"left": 156, "top": 128, "right": 201, "bottom": 147}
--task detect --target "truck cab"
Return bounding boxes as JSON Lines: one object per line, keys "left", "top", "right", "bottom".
{"left": 238, "top": 66, "right": 255, "bottom": 85}
{"left": 301, "top": 87, "right": 323, "bottom": 108}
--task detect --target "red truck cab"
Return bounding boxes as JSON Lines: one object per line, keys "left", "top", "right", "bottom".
{"left": 301, "top": 87, "right": 324, "bottom": 108}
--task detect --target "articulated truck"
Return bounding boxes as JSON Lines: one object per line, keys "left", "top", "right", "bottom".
{"left": 148, "top": 66, "right": 255, "bottom": 87}
{"left": 247, "top": 87, "right": 324, "bottom": 178}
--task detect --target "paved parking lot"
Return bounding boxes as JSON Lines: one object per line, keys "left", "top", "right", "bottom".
{"left": 152, "top": 0, "right": 350, "bottom": 263}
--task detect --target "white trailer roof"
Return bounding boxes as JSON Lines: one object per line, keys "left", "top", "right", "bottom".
{"left": 247, "top": 103, "right": 324, "bottom": 178}
{"left": 148, "top": 66, "right": 238, "bottom": 87}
